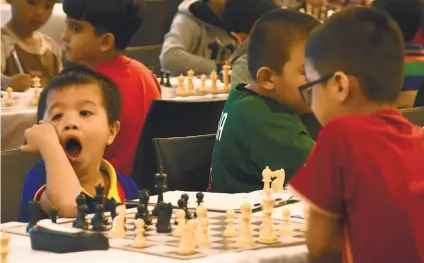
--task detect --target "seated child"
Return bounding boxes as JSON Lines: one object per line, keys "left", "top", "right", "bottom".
{"left": 1, "top": 0, "right": 63, "bottom": 91}
{"left": 62, "top": 0, "right": 161, "bottom": 176}
{"left": 160, "top": 0, "right": 237, "bottom": 76}
{"left": 18, "top": 67, "right": 139, "bottom": 222}
{"left": 209, "top": 9, "right": 320, "bottom": 193}
{"left": 289, "top": 6, "right": 424, "bottom": 263}
{"left": 372, "top": 0, "right": 424, "bottom": 108}
{"left": 222, "top": 0, "right": 279, "bottom": 86}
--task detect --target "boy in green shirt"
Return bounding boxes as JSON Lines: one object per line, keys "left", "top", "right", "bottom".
{"left": 209, "top": 9, "right": 320, "bottom": 193}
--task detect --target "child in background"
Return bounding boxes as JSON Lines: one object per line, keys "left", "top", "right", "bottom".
{"left": 160, "top": 0, "right": 237, "bottom": 76}
{"left": 289, "top": 6, "right": 424, "bottom": 263}
{"left": 61, "top": 0, "right": 161, "bottom": 176}
{"left": 222, "top": 0, "right": 279, "bottom": 86}
{"left": 1, "top": 0, "right": 63, "bottom": 91}
{"left": 209, "top": 9, "right": 319, "bottom": 193}
{"left": 372, "top": 0, "right": 424, "bottom": 108}
{"left": 19, "top": 67, "right": 139, "bottom": 222}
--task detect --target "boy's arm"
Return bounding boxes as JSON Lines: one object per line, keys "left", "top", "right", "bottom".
{"left": 250, "top": 122, "right": 315, "bottom": 182}
{"left": 289, "top": 126, "right": 345, "bottom": 259}
{"left": 22, "top": 122, "right": 83, "bottom": 217}
{"left": 160, "top": 14, "right": 217, "bottom": 76}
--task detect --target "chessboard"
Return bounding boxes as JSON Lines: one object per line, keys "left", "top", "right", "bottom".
{"left": 6, "top": 206, "right": 306, "bottom": 260}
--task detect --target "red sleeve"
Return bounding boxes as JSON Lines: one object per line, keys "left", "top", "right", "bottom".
{"left": 289, "top": 124, "right": 346, "bottom": 217}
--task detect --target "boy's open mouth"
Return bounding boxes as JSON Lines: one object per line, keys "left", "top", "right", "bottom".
{"left": 65, "top": 138, "right": 82, "bottom": 161}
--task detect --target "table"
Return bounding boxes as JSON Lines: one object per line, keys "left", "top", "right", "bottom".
{"left": 1, "top": 202, "right": 317, "bottom": 263}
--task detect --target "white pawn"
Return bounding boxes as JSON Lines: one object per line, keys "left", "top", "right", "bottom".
{"left": 259, "top": 192, "right": 278, "bottom": 244}
{"left": 1, "top": 229, "right": 10, "bottom": 263}
{"left": 236, "top": 203, "right": 255, "bottom": 248}
{"left": 223, "top": 210, "right": 238, "bottom": 237}
{"left": 209, "top": 71, "right": 219, "bottom": 95}
{"left": 197, "top": 218, "right": 211, "bottom": 247}
{"left": 109, "top": 205, "right": 126, "bottom": 238}
{"left": 178, "top": 220, "right": 196, "bottom": 255}
{"left": 196, "top": 204, "right": 207, "bottom": 220}
{"left": 172, "top": 209, "right": 186, "bottom": 237}
{"left": 279, "top": 207, "right": 293, "bottom": 235}
{"left": 300, "top": 205, "right": 309, "bottom": 232}
{"left": 200, "top": 74, "right": 207, "bottom": 95}
{"left": 133, "top": 219, "right": 148, "bottom": 248}
{"left": 6, "top": 87, "right": 14, "bottom": 106}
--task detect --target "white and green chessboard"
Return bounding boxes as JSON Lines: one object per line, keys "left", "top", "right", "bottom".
{"left": 6, "top": 206, "right": 306, "bottom": 260}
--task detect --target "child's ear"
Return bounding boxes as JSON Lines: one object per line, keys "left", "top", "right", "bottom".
{"left": 106, "top": 121, "right": 120, "bottom": 146}
{"left": 333, "top": 71, "right": 350, "bottom": 103}
{"left": 99, "top": 33, "right": 115, "bottom": 53}
{"left": 256, "top": 67, "right": 275, "bottom": 91}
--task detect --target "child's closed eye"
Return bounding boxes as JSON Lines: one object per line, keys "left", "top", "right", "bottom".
{"left": 51, "top": 113, "right": 63, "bottom": 121}
{"left": 80, "top": 111, "right": 92, "bottom": 117}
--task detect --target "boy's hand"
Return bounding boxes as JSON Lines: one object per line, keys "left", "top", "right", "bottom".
{"left": 21, "top": 121, "right": 60, "bottom": 153}
{"left": 10, "top": 73, "right": 32, "bottom": 92}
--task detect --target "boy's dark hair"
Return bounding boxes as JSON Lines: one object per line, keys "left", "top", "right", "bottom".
{"left": 247, "top": 9, "right": 320, "bottom": 80}
{"left": 372, "top": 0, "right": 422, "bottom": 42}
{"left": 62, "top": 0, "right": 145, "bottom": 50}
{"left": 37, "top": 66, "right": 122, "bottom": 124}
{"left": 305, "top": 6, "right": 404, "bottom": 103}
{"left": 223, "top": 0, "right": 278, "bottom": 34}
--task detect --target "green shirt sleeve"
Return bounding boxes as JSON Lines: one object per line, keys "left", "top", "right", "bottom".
{"left": 249, "top": 118, "right": 314, "bottom": 183}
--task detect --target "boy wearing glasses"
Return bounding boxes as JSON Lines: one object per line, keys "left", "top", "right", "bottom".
{"left": 209, "top": 9, "right": 320, "bottom": 193}
{"left": 290, "top": 7, "right": 424, "bottom": 263}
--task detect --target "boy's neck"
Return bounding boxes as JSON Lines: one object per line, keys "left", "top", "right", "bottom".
{"left": 75, "top": 162, "right": 110, "bottom": 196}
{"left": 344, "top": 98, "right": 397, "bottom": 116}
{"left": 6, "top": 20, "right": 36, "bottom": 40}
{"left": 84, "top": 50, "right": 120, "bottom": 68}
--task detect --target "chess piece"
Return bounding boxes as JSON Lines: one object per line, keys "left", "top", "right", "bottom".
{"left": 197, "top": 218, "right": 211, "bottom": 247}
{"left": 133, "top": 219, "right": 148, "bottom": 248}
{"left": 195, "top": 204, "right": 207, "bottom": 220}
{"left": 200, "top": 74, "right": 207, "bottom": 95}
{"left": 26, "top": 201, "right": 41, "bottom": 232}
{"left": 73, "top": 192, "right": 88, "bottom": 230}
{"left": 1, "top": 229, "right": 10, "bottom": 263}
{"left": 300, "top": 205, "right": 309, "bottom": 232}
{"left": 156, "top": 202, "right": 173, "bottom": 233}
{"left": 209, "top": 71, "right": 219, "bottom": 95}
{"left": 259, "top": 191, "right": 278, "bottom": 244}
{"left": 6, "top": 87, "right": 14, "bottom": 106}
{"left": 165, "top": 71, "right": 172, "bottom": 87}
{"left": 176, "top": 74, "right": 186, "bottom": 97}
{"left": 279, "top": 207, "right": 293, "bottom": 235}
{"left": 271, "top": 169, "right": 285, "bottom": 193}
{"left": 92, "top": 184, "right": 108, "bottom": 226}
{"left": 193, "top": 192, "right": 205, "bottom": 218}
{"left": 109, "top": 205, "right": 126, "bottom": 237}
{"left": 236, "top": 203, "right": 255, "bottom": 248}
{"left": 138, "top": 189, "right": 152, "bottom": 225}
{"left": 188, "top": 219, "right": 198, "bottom": 248}
{"left": 49, "top": 207, "right": 59, "bottom": 223}
{"left": 223, "top": 210, "right": 238, "bottom": 237}
{"left": 159, "top": 69, "right": 165, "bottom": 85}
{"left": 32, "top": 87, "right": 40, "bottom": 106}
{"left": 186, "top": 69, "right": 195, "bottom": 96}
{"left": 262, "top": 166, "right": 272, "bottom": 194}
{"left": 32, "top": 76, "right": 41, "bottom": 89}
{"left": 107, "top": 199, "right": 117, "bottom": 219}
{"left": 172, "top": 209, "right": 186, "bottom": 237}
{"left": 222, "top": 61, "right": 231, "bottom": 93}
{"left": 181, "top": 194, "right": 192, "bottom": 219}
{"left": 152, "top": 172, "right": 167, "bottom": 216}
{"left": 135, "top": 203, "right": 149, "bottom": 228}
{"left": 177, "top": 220, "right": 196, "bottom": 255}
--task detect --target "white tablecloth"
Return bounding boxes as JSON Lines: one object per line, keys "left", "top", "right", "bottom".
{"left": 1, "top": 202, "right": 317, "bottom": 263}
{"left": 1, "top": 90, "right": 37, "bottom": 151}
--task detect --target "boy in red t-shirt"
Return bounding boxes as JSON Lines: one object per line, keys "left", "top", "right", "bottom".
{"left": 61, "top": 0, "right": 161, "bottom": 176}
{"left": 289, "top": 6, "right": 424, "bottom": 263}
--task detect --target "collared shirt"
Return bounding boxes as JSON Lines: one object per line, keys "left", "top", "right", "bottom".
{"left": 18, "top": 159, "right": 139, "bottom": 222}
{"left": 290, "top": 109, "right": 424, "bottom": 263}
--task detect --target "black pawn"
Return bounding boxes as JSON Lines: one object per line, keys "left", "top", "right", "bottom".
{"left": 159, "top": 69, "right": 165, "bottom": 85}
{"left": 181, "top": 194, "right": 191, "bottom": 219}
{"left": 152, "top": 172, "right": 167, "bottom": 216}
{"left": 26, "top": 201, "right": 41, "bottom": 232}
{"left": 193, "top": 192, "right": 204, "bottom": 218}
{"left": 73, "top": 193, "right": 88, "bottom": 230}
{"left": 156, "top": 202, "right": 173, "bottom": 233}
{"left": 135, "top": 204, "right": 149, "bottom": 229}
{"left": 165, "top": 71, "right": 172, "bottom": 87}
{"left": 49, "top": 207, "right": 59, "bottom": 223}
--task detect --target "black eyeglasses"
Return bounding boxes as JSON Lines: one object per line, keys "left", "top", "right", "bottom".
{"left": 298, "top": 73, "right": 334, "bottom": 103}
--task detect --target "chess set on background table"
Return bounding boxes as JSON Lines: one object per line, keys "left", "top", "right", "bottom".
{"left": 4, "top": 167, "right": 308, "bottom": 260}
{"left": 1, "top": 76, "right": 43, "bottom": 112}
{"left": 159, "top": 65, "right": 231, "bottom": 100}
